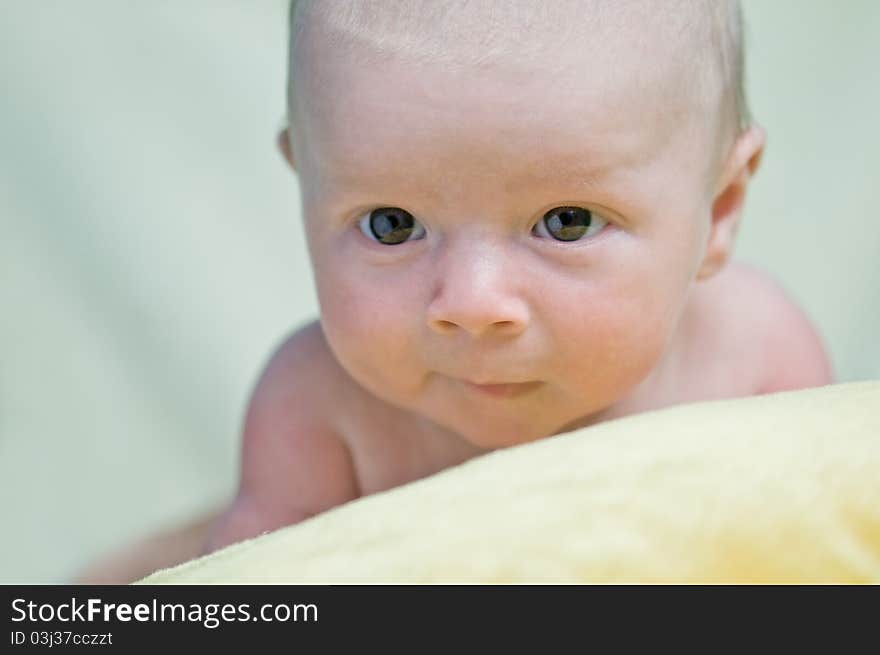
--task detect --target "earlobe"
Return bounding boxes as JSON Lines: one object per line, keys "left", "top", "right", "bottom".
{"left": 277, "top": 127, "right": 297, "bottom": 171}
{"left": 697, "top": 125, "right": 767, "bottom": 280}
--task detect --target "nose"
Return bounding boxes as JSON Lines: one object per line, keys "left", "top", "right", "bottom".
{"left": 426, "top": 236, "right": 530, "bottom": 338}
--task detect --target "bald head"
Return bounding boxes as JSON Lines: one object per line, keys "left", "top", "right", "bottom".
{"left": 286, "top": 0, "right": 748, "bottom": 148}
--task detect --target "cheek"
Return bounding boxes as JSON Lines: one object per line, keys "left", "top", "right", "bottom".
{"left": 312, "top": 258, "right": 426, "bottom": 399}
{"left": 547, "top": 272, "right": 681, "bottom": 398}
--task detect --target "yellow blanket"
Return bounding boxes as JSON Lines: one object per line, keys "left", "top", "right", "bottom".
{"left": 140, "top": 381, "right": 880, "bottom": 583}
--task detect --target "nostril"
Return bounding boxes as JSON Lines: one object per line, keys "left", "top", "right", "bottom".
{"left": 433, "top": 319, "right": 458, "bottom": 332}
{"left": 430, "top": 317, "right": 523, "bottom": 336}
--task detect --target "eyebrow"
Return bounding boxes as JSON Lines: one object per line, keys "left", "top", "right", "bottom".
{"left": 312, "top": 134, "right": 643, "bottom": 216}
{"left": 321, "top": 155, "right": 613, "bottom": 194}
{"left": 500, "top": 163, "right": 608, "bottom": 196}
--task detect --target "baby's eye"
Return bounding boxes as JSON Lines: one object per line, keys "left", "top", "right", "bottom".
{"left": 533, "top": 206, "right": 607, "bottom": 242}
{"left": 358, "top": 207, "right": 426, "bottom": 245}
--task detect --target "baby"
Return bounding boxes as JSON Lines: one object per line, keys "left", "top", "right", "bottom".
{"left": 78, "top": 0, "right": 834, "bottom": 582}
{"left": 203, "top": 0, "right": 833, "bottom": 550}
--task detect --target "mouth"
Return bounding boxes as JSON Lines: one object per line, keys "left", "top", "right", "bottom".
{"left": 462, "top": 380, "right": 543, "bottom": 399}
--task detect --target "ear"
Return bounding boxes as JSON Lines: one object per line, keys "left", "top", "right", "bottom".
{"left": 277, "top": 127, "right": 297, "bottom": 171}
{"left": 696, "top": 124, "right": 766, "bottom": 280}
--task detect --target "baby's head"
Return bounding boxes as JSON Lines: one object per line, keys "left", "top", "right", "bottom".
{"left": 279, "top": 0, "right": 765, "bottom": 448}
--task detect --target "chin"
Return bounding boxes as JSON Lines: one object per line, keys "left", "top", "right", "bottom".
{"left": 452, "top": 417, "right": 553, "bottom": 450}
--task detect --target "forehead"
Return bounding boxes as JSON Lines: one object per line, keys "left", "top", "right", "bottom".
{"left": 293, "top": 0, "right": 702, "bottom": 72}
{"left": 291, "top": 2, "right": 711, "bottom": 190}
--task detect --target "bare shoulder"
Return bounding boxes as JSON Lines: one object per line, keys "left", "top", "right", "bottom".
{"left": 209, "top": 319, "right": 361, "bottom": 550}
{"left": 693, "top": 261, "right": 835, "bottom": 394}
{"left": 245, "top": 318, "right": 354, "bottom": 428}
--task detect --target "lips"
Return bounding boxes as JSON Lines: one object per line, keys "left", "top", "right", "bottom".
{"left": 463, "top": 380, "right": 542, "bottom": 399}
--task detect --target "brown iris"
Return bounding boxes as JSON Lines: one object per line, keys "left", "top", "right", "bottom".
{"left": 368, "top": 207, "right": 418, "bottom": 245}
{"left": 542, "top": 206, "right": 592, "bottom": 241}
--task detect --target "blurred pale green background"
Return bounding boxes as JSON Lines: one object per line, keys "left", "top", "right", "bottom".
{"left": 1, "top": 1, "right": 878, "bottom": 583}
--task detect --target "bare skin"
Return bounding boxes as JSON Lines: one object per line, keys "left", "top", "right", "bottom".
{"left": 74, "top": 260, "right": 831, "bottom": 584}
{"left": 74, "top": 2, "right": 834, "bottom": 583}
{"left": 210, "top": 260, "right": 831, "bottom": 537}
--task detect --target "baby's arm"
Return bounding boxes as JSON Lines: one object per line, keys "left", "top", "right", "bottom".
{"left": 73, "top": 322, "right": 357, "bottom": 583}
{"left": 73, "top": 509, "right": 222, "bottom": 584}
{"left": 206, "top": 321, "right": 361, "bottom": 553}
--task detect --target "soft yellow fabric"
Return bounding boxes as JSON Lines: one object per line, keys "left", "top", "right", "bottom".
{"left": 140, "top": 382, "right": 880, "bottom": 583}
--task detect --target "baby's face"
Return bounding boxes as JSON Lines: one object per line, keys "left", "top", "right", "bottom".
{"left": 289, "top": 28, "right": 721, "bottom": 448}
